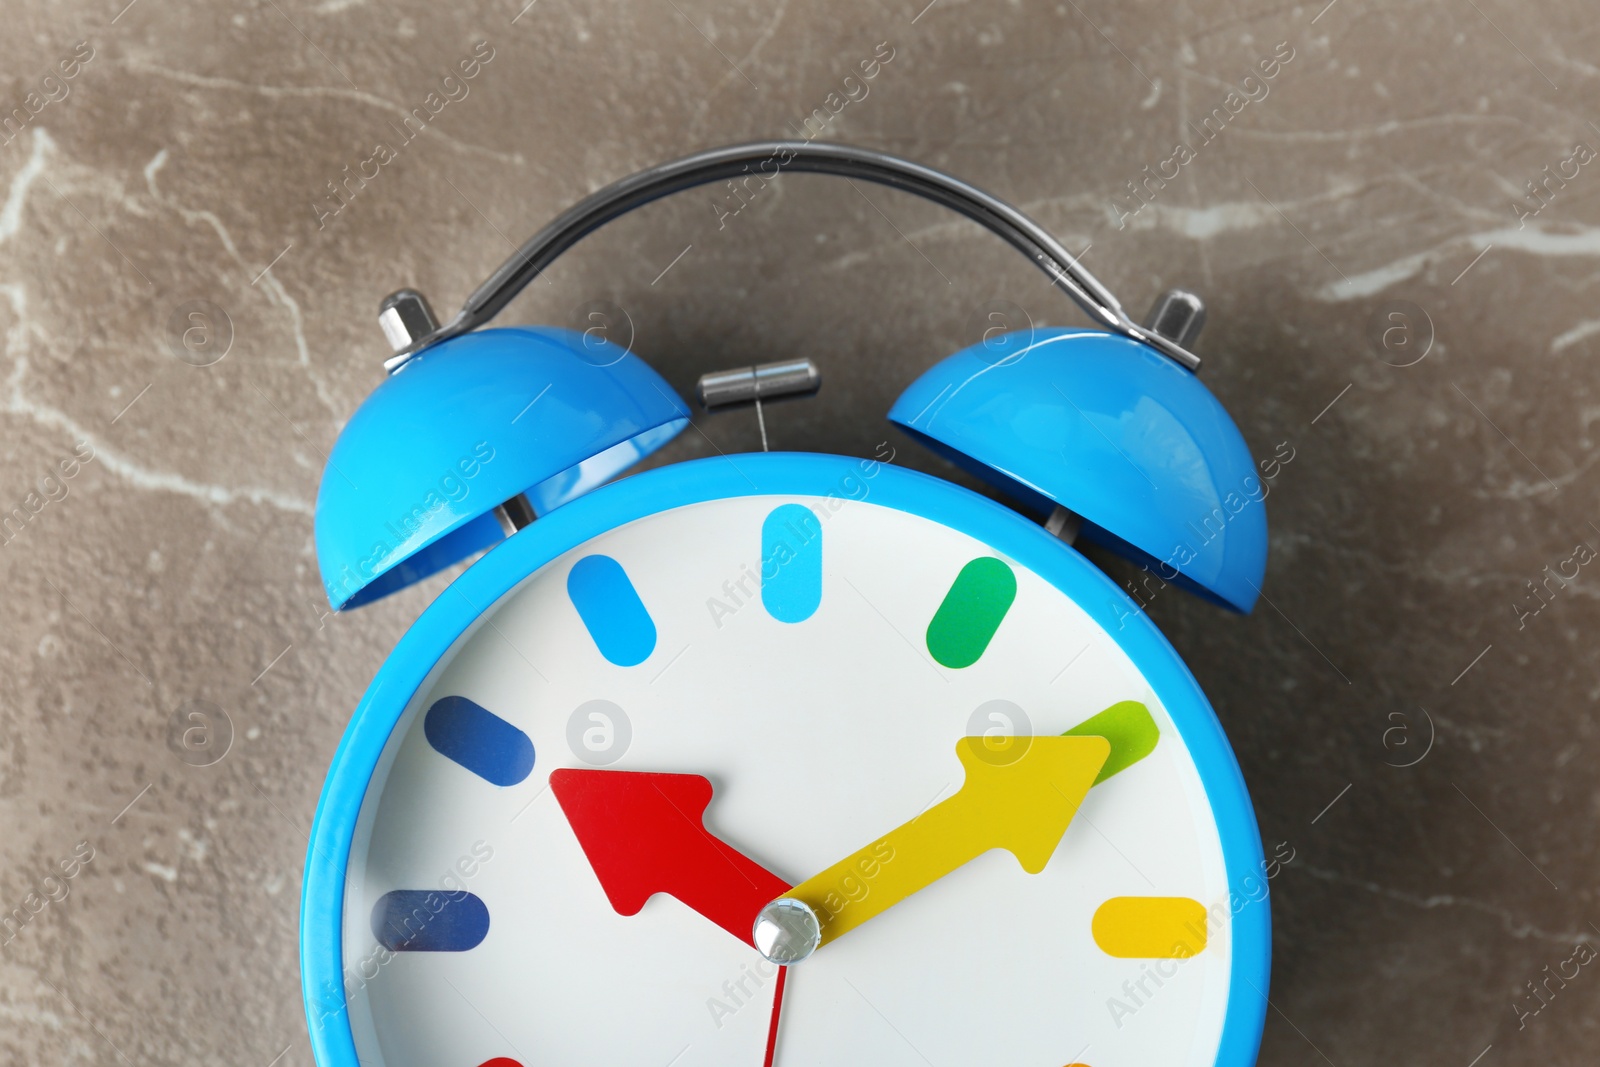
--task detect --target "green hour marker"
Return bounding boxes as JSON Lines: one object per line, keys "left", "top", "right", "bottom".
{"left": 926, "top": 557, "right": 1017, "bottom": 668}
{"left": 1064, "top": 701, "right": 1159, "bottom": 784}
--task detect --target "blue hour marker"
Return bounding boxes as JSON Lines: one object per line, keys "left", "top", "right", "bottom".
{"left": 371, "top": 890, "right": 490, "bottom": 952}
{"left": 567, "top": 554, "right": 657, "bottom": 666}
{"left": 761, "top": 504, "right": 822, "bottom": 623}
{"left": 424, "top": 697, "right": 535, "bottom": 786}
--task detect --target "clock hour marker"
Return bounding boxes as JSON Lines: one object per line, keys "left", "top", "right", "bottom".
{"left": 761, "top": 503, "right": 823, "bottom": 623}
{"left": 371, "top": 889, "right": 490, "bottom": 952}
{"left": 926, "top": 557, "right": 1017, "bottom": 668}
{"left": 424, "top": 697, "right": 534, "bottom": 786}
{"left": 567, "top": 554, "right": 657, "bottom": 666}
{"left": 1092, "top": 896, "right": 1207, "bottom": 958}
{"left": 1063, "top": 701, "right": 1159, "bottom": 784}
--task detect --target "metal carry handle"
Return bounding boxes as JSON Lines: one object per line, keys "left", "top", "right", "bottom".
{"left": 382, "top": 141, "right": 1202, "bottom": 372}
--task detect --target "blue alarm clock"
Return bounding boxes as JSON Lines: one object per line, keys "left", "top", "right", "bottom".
{"left": 301, "top": 142, "right": 1271, "bottom": 1067}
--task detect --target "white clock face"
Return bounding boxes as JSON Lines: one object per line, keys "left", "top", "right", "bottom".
{"left": 339, "top": 490, "right": 1239, "bottom": 1067}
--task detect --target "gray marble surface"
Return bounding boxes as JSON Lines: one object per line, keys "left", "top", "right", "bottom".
{"left": 2, "top": 0, "right": 1597, "bottom": 1063}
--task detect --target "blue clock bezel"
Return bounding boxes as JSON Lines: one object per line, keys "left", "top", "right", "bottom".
{"left": 301, "top": 451, "right": 1269, "bottom": 1067}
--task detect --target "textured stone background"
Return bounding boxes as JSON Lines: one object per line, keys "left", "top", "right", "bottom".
{"left": 2, "top": 0, "right": 1597, "bottom": 1063}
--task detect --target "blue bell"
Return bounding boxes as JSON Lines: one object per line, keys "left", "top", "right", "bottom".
{"left": 314, "top": 316, "right": 688, "bottom": 609}
{"left": 889, "top": 318, "right": 1267, "bottom": 613}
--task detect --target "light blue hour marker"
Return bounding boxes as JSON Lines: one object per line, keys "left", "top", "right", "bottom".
{"left": 567, "top": 554, "right": 657, "bottom": 666}
{"left": 761, "top": 503, "right": 822, "bottom": 623}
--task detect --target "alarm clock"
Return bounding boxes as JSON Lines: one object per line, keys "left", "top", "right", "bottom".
{"left": 301, "top": 142, "right": 1272, "bottom": 1067}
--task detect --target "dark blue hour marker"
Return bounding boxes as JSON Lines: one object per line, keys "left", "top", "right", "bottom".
{"left": 371, "top": 890, "right": 490, "bottom": 952}
{"left": 424, "top": 696, "right": 535, "bottom": 786}
{"left": 567, "top": 554, "right": 657, "bottom": 666}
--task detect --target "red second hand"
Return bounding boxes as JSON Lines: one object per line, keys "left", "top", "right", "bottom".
{"left": 763, "top": 966, "right": 789, "bottom": 1067}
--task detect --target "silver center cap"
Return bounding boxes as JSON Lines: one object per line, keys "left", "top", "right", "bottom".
{"left": 752, "top": 898, "right": 821, "bottom": 965}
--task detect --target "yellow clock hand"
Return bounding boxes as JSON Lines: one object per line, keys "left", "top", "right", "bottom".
{"left": 752, "top": 734, "right": 1109, "bottom": 963}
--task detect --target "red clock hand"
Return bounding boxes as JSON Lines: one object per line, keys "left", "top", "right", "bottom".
{"left": 763, "top": 966, "right": 788, "bottom": 1067}
{"left": 549, "top": 768, "right": 791, "bottom": 947}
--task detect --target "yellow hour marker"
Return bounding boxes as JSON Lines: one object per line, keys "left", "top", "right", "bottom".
{"left": 1092, "top": 896, "right": 1208, "bottom": 958}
